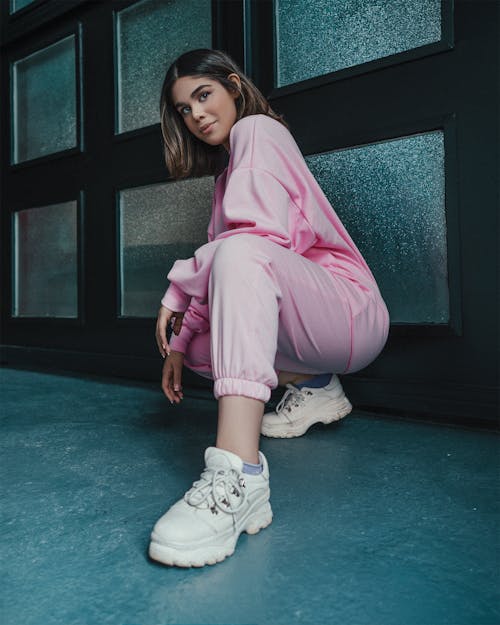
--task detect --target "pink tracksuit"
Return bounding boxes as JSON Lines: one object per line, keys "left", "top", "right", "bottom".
{"left": 161, "top": 114, "right": 389, "bottom": 403}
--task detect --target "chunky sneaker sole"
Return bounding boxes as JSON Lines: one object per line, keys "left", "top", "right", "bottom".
{"left": 261, "top": 374, "right": 352, "bottom": 438}
{"left": 149, "top": 499, "right": 272, "bottom": 568}
{"left": 148, "top": 447, "right": 272, "bottom": 568}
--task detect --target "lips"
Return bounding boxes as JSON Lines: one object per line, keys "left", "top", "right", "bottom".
{"left": 200, "top": 122, "right": 215, "bottom": 134}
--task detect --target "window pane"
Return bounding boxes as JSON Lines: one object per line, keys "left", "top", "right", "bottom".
{"left": 306, "top": 131, "right": 448, "bottom": 323}
{"left": 10, "top": 0, "right": 37, "bottom": 12}
{"left": 12, "top": 36, "right": 77, "bottom": 163}
{"left": 275, "top": 0, "right": 442, "bottom": 86}
{"left": 116, "top": 0, "right": 212, "bottom": 133}
{"left": 119, "top": 177, "right": 214, "bottom": 317}
{"left": 14, "top": 202, "right": 78, "bottom": 318}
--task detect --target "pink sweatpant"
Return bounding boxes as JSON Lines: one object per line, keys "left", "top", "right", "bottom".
{"left": 182, "top": 234, "right": 389, "bottom": 403}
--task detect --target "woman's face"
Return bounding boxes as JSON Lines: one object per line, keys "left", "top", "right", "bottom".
{"left": 172, "top": 74, "right": 241, "bottom": 152}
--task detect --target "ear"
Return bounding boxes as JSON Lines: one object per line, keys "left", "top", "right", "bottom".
{"left": 227, "top": 73, "right": 242, "bottom": 98}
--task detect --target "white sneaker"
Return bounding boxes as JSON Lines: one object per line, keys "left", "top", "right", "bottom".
{"left": 261, "top": 374, "right": 352, "bottom": 438}
{"left": 148, "top": 446, "right": 272, "bottom": 567}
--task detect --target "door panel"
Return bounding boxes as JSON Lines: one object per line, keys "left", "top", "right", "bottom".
{"left": 248, "top": 0, "right": 497, "bottom": 423}
{"left": 1, "top": 0, "right": 497, "bottom": 424}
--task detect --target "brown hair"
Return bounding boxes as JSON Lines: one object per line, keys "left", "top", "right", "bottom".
{"left": 159, "top": 48, "right": 289, "bottom": 179}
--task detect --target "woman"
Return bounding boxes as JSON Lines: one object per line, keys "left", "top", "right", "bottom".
{"left": 149, "top": 48, "right": 389, "bottom": 568}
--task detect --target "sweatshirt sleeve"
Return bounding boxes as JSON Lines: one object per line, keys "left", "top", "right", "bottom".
{"left": 160, "top": 166, "right": 293, "bottom": 309}
{"left": 168, "top": 299, "right": 209, "bottom": 354}
{"left": 161, "top": 282, "right": 191, "bottom": 312}
{"left": 160, "top": 115, "right": 298, "bottom": 312}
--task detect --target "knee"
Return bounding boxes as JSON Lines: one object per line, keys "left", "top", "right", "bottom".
{"left": 215, "top": 234, "right": 255, "bottom": 259}
{"left": 212, "top": 234, "right": 262, "bottom": 276}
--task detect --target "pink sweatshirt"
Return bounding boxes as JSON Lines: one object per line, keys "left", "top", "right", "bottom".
{"left": 161, "top": 113, "right": 385, "bottom": 354}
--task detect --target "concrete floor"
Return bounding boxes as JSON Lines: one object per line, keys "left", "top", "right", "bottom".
{"left": 1, "top": 366, "right": 499, "bottom": 625}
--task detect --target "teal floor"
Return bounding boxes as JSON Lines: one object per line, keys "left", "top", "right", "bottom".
{"left": 1, "top": 366, "right": 499, "bottom": 625}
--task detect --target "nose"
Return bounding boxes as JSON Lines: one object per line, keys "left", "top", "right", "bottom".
{"left": 191, "top": 101, "right": 205, "bottom": 120}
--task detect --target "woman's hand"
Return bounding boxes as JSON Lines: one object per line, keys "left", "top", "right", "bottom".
{"left": 161, "top": 351, "right": 185, "bottom": 404}
{"left": 155, "top": 305, "right": 184, "bottom": 358}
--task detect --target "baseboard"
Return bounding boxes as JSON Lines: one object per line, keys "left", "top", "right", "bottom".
{"left": 338, "top": 375, "right": 498, "bottom": 429}
{"left": 0, "top": 344, "right": 213, "bottom": 393}
{"left": 1, "top": 344, "right": 498, "bottom": 428}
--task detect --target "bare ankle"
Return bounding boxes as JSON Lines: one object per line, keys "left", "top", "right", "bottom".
{"left": 293, "top": 374, "right": 314, "bottom": 384}
{"left": 215, "top": 443, "right": 259, "bottom": 464}
{"left": 278, "top": 371, "right": 314, "bottom": 386}
{"left": 216, "top": 396, "right": 263, "bottom": 465}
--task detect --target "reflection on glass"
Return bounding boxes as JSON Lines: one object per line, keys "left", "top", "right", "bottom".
{"left": 116, "top": 0, "right": 212, "bottom": 133}
{"left": 306, "top": 131, "right": 448, "bottom": 323}
{"left": 275, "top": 0, "right": 441, "bottom": 86}
{"left": 12, "top": 35, "right": 77, "bottom": 163}
{"left": 10, "top": 0, "right": 37, "bottom": 13}
{"left": 119, "top": 176, "right": 215, "bottom": 317}
{"left": 14, "top": 201, "right": 78, "bottom": 317}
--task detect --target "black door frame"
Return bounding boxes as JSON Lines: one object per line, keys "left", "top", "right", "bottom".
{"left": 1, "top": 0, "right": 498, "bottom": 426}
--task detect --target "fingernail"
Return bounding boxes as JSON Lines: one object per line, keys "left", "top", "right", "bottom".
{"left": 174, "top": 385, "right": 180, "bottom": 391}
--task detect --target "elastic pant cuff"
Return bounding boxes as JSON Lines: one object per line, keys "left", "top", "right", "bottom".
{"left": 214, "top": 377, "right": 271, "bottom": 403}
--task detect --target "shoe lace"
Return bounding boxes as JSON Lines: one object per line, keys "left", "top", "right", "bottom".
{"left": 276, "top": 384, "right": 309, "bottom": 419}
{"left": 184, "top": 466, "right": 247, "bottom": 517}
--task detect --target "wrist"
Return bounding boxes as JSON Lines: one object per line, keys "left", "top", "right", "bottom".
{"left": 169, "top": 330, "right": 193, "bottom": 354}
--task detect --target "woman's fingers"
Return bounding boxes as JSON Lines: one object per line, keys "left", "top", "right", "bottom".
{"left": 161, "top": 353, "right": 183, "bottom": 404}
{"left": 157, "top": 309, "right": 184, "bottom": 403}
{"left": 156, "top": 333, "right": 170, "bottom": 358}
{"left": 161, "top": 358, "right": 174, "bottom": 403}
{"left": 172, "top": 312, "right": 184, "bottom": 336}
{"left": 171, "top": 355, "right": 183, "bottom": 402}
{"left": 173, "top": 367, "right": 183, "bottom": 396}
{"left": 156, "top": 333, "right": 169, "bottom": 358}
{"left": 156, "top": 306, "right": 173, "bottom": 357}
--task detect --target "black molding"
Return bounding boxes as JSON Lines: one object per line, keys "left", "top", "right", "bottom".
{"left": 8, "top": 194, "right": 84, "bottom": 325}
{"left": 1, "top": 344, "right": 497, "bottom": 429}
{"left": 266, "top": 0, "right": 455, "bottom": 99}
{"left": 244, "top": 0, "right": 274, "bottom": 95}
{"left": 212, "top": 0, "right": 245, "bottom": 68}
{"left": 300, "top": 112, "right": 463, "bottom": 338}
{"left": 1, "top": 0, "right": 89, "bottom": 47}
{"left": 441, "top": 112, "right": 463, "bottom": 337}
{"left": 115, "top": 186, "right": 124, "bottom": 320}
{"left": 77, "top": 188, "right": 85, "bottom": 324}
{"left": 340, "top": 373, "right": 498, "bottom": 429}
{"left": 7, "top": 24, "right": 83, "bottom": 169}
{"left": 1, "top": 0, "right": 498, "bottom": 426}
{"left": 0, "top": 344, "right": 214, "bottom": 393}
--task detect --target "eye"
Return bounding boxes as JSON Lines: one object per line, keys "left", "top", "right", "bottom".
{"left": 179, "top": 91, "right": 210, "bottom": 116}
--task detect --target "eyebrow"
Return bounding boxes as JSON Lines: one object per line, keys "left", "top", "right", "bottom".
{"left": 175, "top": 84, "right": 212, "bottom": 109}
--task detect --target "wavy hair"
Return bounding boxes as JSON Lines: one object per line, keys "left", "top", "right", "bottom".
{"left": 159, "top": 48, "right": 289, "bottom": 179}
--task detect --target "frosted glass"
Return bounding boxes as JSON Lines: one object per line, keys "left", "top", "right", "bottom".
{"left": 116, "top": 0, "right": 212, "bottom": 133}
{"left": 14, "top": 202, "right": 78, "bottom": 318}
{"left": 119, "top": 176, "right": 215, "bottom": 317}
{"left": 10, "top": 0, "right": 37, "bottom": 12}
{"left": 306, "top": 131, "right": 448, "bottom": 323}
{"left": 275, "top": 0, "right": 442, "bottom": 86}
{"left": 12, "top": 36, "right": 77, "bottom": 163}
